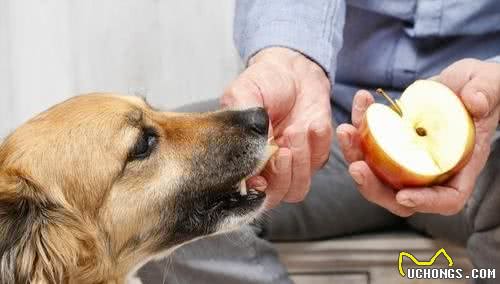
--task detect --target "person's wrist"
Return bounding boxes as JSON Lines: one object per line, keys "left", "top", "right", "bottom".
{"left": 249, "top": 47, "right": 330, "bottom": 93}
{"left": 250, "top": 47, "right": 326, "bottom": 76}
{"left": 249, "top": 47, "right": 303, "bottom": 66}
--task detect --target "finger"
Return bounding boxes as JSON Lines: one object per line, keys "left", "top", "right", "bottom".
{"left": 352, "top": 90, "right": 375, "bottom": 128}
{"left": 442, "top": 130, "right": 491, "bottom": 200}
{"left": 309, "top": 118, "right": 333, "bottom": 172}
{"left": 262, "top": 148, "right": 292, "bottom": 208}
{"left": 460, "top": 74, "right": 500, "bottom": 119}
{"left": 283, "top": 130, "right": 311, "bottom": 203}
{"left": 436, "top": 59, "right": 500, "bottom": 118}
{"left": 336, "top": 123, "right": 364, "bottom": 163}
{"left": 223, "top": 62, "right": 297, "bottom": 121}
{"left": 349, "top": 161, "right": 414, "bottom": 217}
{"left": 394, "top": 132, "right": 491, "bottom": 215}
{"left": 396, "top": 186, "right": 466, "bottom": 216}
{"left": 399, "top": 109, "right": 494, "bottom": 215}
{"left": 246, "top": 176, "right": 268, "bottom": 192}
{"left": 435, "top": 59, "right": 477, "bottom": 94}
{"left": 450, "top": 134, "right": 491, "bottom": 193}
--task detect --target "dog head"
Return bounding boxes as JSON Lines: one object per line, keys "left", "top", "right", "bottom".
{"left": 0, "top": 94, "right": 275, "bottom": 283}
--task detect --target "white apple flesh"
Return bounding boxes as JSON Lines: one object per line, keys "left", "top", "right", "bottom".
{"left": 359, "top": 80, "right": 475, "bottom": 189}
{"left": 239, "top": 137, "right": 279, "bottom": 195}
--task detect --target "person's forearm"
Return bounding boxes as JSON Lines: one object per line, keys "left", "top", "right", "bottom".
{"left": 234, "top": 0, "right": 346, "bottom": 78}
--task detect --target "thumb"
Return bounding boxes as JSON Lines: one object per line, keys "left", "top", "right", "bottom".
{"left": 222, "top": 76, "right": 275, "bottom": 141}
{"left": 436, "top": 59, "right": 500, "bottom": 119}
{"left": 221, "top": 77, "right": 264, "bottom": 109}
{"left": 460, "top": 75, "right": 500, "bottom": 119}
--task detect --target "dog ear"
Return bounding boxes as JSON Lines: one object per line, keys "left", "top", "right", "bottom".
{"left": 0, "top": 171, "right": 93, "bottom": 284}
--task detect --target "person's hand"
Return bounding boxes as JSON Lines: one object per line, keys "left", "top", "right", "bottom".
{"left": 336, "top": 59, "right": 500, "bottom": 216}
{"left": 221, "top": 47, "right": 332, "bottom": 208}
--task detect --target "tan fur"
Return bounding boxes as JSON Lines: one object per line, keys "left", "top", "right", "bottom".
{"left": 0, "top": 94, "right": 268, "bottom": 283}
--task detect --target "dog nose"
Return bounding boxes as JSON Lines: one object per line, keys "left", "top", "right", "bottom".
{"left": 241, "top": 107, "right": 269, "bottom": 136}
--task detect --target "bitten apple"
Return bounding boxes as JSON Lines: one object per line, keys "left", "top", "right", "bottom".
{"left": 240, "top": 136, "right": 279, "bottom": 195}
{"left": 359, "top": 80, "right": 475, "bottom": 189}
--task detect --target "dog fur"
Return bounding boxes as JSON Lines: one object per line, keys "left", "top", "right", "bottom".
{"left": 0, "top": 94, "right": 272, "bottom": 284}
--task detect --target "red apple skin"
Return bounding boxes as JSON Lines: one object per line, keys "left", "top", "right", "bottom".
{"left": 358, "top": 114, "right": 475, "bottom": 190}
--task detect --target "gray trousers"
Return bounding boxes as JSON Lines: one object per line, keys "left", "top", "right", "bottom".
{"left": 137, "top": 100, "right": 500, "bottom": 284}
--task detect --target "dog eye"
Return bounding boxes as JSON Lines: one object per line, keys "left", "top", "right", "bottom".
{"left": 130, "top": 129, "right": 158, "bottom": 160}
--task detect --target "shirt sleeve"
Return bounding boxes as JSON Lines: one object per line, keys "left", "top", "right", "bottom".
{"left": 233, "top": 0, "right": 346, "bottom": 78}
{"left": 487, "top": 55, "right": 500, "bottom": 64}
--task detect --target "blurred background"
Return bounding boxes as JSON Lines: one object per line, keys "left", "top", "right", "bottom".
{"left": 0, "top": 0, "right": 240, "bottom": 138}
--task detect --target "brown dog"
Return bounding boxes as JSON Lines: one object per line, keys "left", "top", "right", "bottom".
{"left": 0, "top": 94, "right": 275, "bottom": 284}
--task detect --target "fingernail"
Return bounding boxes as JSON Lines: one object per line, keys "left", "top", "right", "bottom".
{"left": 398, "top": 199, "right": 416, "bottom": 208}
{"left": 253, "top": 185, "right": 267, "bottom": 191}
{"left": 469, "top": 92, "right": 489, "bottom": 118}
{"left": 338, "top": 130, "right": 352, "bottom": 147}
{"left": 350, "top": 170, "right": 364, "bottom": 185}
{"left": 250, "top": 181, "right": 267, "bottom": 191}
{"left": 354, "top": 96, "right": 367, "bottom": 111}
{"left": 343, "top": 131, "right": 352, "bottom": 147}
{"left": 247, "top": 178, "right": 267, "bottom": 191}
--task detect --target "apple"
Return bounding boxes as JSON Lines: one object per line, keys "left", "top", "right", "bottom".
{"left": 359, "top": 80, "right": 475, "bottom": 189}
{"left": 240, "top": 136, "right": 279, "bottom": 195}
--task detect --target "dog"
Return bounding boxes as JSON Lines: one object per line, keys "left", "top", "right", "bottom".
{"left": 0, "top": 94, "right": 276, "bottom": 284}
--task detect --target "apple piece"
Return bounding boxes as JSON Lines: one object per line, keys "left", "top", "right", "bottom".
{"left": 359, "top": 80, "right": 475, "bottom": 189}
{"left": 240, "top": 136, "right": 279, "bottom": 195}
{"left": 265, "top": 136, "right": 279, "bottom": 160}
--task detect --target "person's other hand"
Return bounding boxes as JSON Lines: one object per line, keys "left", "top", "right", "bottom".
{"left": 336, "top": 59, "right": 500, "bottom": 216}
{"left": 221, "top": 47, "right": 332, "bottom": 208}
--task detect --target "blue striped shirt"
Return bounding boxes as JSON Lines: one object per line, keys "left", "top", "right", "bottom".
{"left": 234, "top": 0, "right": 500, "bottom": 123}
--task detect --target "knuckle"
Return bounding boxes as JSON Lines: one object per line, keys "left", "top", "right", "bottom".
{"left": 220, "top": 93, "right": 233, "bottom": 107}
{"left": 284, "top": 186, "right": 310, "bottom": 203}
{"left": 312, "top": 152, "right": 330, "bottom": 170}
{"left": 456, "top": 58, "right": 481, "bottom": 68}
{"left": 223, "top": 82, "right": 242, "bottom": 97}
{"left": 285, "top": 129, "right": 309, "bottom": 150}
{"left": 441, "top": 58, "right": 479, "bottom": 78}
{"left": 284, "top": 127, "right": 304, "bottom": 138}
{"left": 313, "top": 120, "right": 334, "bottom": 137}
{"left": 443, "top": 202, "right": 465, "bottom": 216}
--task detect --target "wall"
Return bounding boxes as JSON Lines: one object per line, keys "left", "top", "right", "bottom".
{"left": 0, "top": 0, "right": 240, "bottom": 138}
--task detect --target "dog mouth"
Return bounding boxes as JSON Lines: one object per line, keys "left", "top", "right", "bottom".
{"left": 238, "top": 137, "right": 278, "bottom": 196}
{"left": 212, "top": 186, "right": 266, "bottom": 213}
{"left": 213, "top": 138, "right": 278, "bottom": 213}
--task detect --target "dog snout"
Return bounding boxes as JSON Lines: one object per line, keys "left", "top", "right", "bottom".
{"left": 238, "top": 107, "right": 269, "bottom": 136}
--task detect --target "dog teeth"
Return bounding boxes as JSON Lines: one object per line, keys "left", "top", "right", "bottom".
{"left": 239, "top": 180, "right": 247, "bottom": 196}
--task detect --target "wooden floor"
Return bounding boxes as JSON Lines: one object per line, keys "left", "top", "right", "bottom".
{"left": 276, "top": 232, "right": 472, "bottom": 284}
